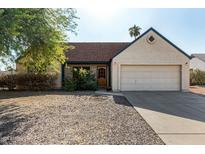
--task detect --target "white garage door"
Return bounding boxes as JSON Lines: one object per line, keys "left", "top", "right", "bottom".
{"left": 120, "top": 65, "right": 180, "bottom": 91}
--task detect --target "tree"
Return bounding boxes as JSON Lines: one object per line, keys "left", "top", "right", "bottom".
{"left": 128, "top": 25, "right": 141, "bottom": 39}
{"left": 0, "top": 8, "right": 78, "bottom": 73}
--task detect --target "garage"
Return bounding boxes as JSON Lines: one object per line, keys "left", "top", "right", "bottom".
{"left": 111, "top": 28, "right": 190, "bottom": 92}
{"left": 120, "top": 65, "right": 181, "bottom": 91}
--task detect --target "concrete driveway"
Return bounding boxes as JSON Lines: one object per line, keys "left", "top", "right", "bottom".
{"left": 123, "top": 91, "right": 205, "bottom": 145}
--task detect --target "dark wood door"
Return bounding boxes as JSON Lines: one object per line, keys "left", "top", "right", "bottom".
{"left": 97, "top": 67, "right": 106, "bottom": 88}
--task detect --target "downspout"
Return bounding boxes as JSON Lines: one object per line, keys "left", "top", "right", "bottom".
{"left": 61, "top": 63, "right": 65, "bottom": 88}
{"left": 108, "top": 59, "right": 112, "bottom": 90}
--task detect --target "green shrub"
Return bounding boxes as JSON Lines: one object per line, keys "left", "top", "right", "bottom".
{"left": 83, "top": 80, "right": 97, "bottom": 90}
{"left": 190, "top": 69, "right": 205, "bottom": 85}
{"left": 64, "top": 78, "right": 76, "bottom": 91}
{"left": 64, "top": 68, "right": 97, "bottom": 91}
{"left": 16, "top": 73, "right": 57, "bottom": 90}
{"left": 0, "top": 74, "right": 16, "bottom": 90}
{"left": 74, "top": 68, "right": 97, "bottom": 90}
{"left": 0, "top": 73, "right": 57, "bottom": 91}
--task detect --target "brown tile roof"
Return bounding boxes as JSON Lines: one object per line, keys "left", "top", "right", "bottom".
{"left": 191, "top": 54, "right": 205, "bottom": 63}
{"left": 65, "top": 42, "right": 129, "bottom": 63}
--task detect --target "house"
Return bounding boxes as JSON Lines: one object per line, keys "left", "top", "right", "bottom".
{"left": 61, "top": 27, "right": 190, "bottom": 91}
{"left": 17, "top": 27, "right": 191, "bottom": 91}
{"left": 190, "top": 54, "right": 205, "bottom": 71}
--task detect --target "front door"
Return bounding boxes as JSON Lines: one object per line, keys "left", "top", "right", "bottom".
{"left": 97, "top": 67, "right": 106, "bottom": 88}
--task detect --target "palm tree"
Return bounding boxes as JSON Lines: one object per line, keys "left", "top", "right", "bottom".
{"left": 129, "top": 25, "right": 141, "bottom": 39}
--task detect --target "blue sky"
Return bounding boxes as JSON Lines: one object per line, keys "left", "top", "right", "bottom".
{"left": 70, "top": 8, "right": 205, "bottom": 54}
{"left": 1, "top": 8, "right": 205, "bottom": 71}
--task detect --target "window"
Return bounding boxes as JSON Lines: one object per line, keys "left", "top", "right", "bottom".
{"left": 147, "top": 35, "right": 156, "bottom": 44}
{"left": 98, "top": 68, "right": 106, "bottom": 78}
{"left": 148, "top": 36, "right": 155, "bottom": 42}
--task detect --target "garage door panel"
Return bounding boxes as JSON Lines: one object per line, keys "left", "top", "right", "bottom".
{"left": 120, "top": 65, "right": 180, "bottom": 91}
{"left": 121, "top": 66, "right": 180, "bottom": 72}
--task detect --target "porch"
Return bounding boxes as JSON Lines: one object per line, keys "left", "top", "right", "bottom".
{"left": 62, "top": 62, "right": 111, "bottom": 89}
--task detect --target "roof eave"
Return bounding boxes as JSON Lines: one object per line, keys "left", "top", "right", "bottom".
{"left": 66, "top": 61, "right": 109, "bottom": 64}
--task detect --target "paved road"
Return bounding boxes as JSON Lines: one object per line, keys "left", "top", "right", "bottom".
{"left": 124, "top": 91, "right": 205, "bottom": 145}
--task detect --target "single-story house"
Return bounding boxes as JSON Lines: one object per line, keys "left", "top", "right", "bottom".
{"left": 17, "top": 27, "right": 191, "bottom": 91}
{"left": 190, "top": 54, "right": 205, "bottom": 71}
{"left": 61, "top": 27, "right": 190, "bottom": 91}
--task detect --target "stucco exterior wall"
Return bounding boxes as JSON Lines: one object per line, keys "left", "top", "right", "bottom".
{"left": 16, "top": 63, "right": 25, "bottom": 73}
{"left": 190, "top": 57, "right": 205, "bottom": 71}
{"left": 111, "top": 30, "right": 190, "bottom": 91}
{"left": 54, "top": 64, "right": 62, "bottom": 89}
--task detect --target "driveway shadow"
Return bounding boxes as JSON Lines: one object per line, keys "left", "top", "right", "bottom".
{"left": 113, "top": 95, "right": 133, "bottom": 107}
{"left": 123, "top": 91, "right": 205, "bottom": 123}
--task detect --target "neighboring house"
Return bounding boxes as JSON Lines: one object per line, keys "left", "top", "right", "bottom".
{"left": 17, "top": 27, "right": 191, "bottom": 91}
{"left": 190, "top": 54, "right": 205, "bottom": 71}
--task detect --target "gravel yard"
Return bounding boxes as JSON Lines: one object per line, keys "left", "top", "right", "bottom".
{"left": 0, "top": 91, "right": 164, "bottom": 145}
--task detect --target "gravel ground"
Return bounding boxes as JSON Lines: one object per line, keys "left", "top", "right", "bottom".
{"left": 0, "top": 91, "right": 164, "bottom": 145}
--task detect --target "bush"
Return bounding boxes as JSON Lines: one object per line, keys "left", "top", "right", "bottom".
{"left": 64, "top": 68, "right": 97, "bottom": 91}
{"left": 16, "top": 73, "right": 57, "bottom": 90}
{"left": 0, "top": 74, "right": 16, "bottom": 90}
{"left": 190, "top": 69, "right": 205, "bottom": 86}
{"left": 74, "top": 68, "right": 97, "bottom": 90}
{"left": 0, "top": 73, "right": 57, "bottom": 91}
{"left": 64, "top": 78, "right": 76, "bottom": 91}
{"left": 84, "top": 80, "right": 97, "bottom": 90}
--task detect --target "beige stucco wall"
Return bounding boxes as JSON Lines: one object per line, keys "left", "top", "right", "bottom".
{"left": 16, "top": 63, "right": 25, "bottom": 73}
{"left": 190, "top": 57, "right": 205, "bottom": 71}
{"left": 111, "top": 30, "right": 190, "bottom": 92}
{"left": 54, "top": 63, "right": 62, "bottom": 89}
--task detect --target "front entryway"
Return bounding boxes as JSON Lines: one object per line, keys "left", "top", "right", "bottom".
{"left": 97, "top": 66, "right": 107, "bottom": 88}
